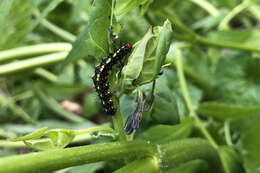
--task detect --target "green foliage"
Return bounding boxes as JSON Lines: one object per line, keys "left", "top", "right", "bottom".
{"left": 0, "top": 0, "right": 259, "bottom": 172}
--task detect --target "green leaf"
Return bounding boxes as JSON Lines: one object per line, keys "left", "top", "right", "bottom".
{"left": 166, "top": 160, "right": 208, "bottom": 173}
{"left": 218, "top": 146, "right": 243, "bottom": 173}
{"left": 139, "top": 118, "right": 193, "bottom": 144}
{"left": 135, "top": 20, "right": 173, "bottom": 85}
{"left": 0, "top": 0, "right": 34, "bottom": 50}
{"left": 150, "top": 70, "right": 180, "bottom": 124}
{"left": 30, "top": 0, "right": 64, "bottom": 31}
{"left": 24, "top": 139, "right": 55, "bottom": 151}
{"left": 11, "top": 127, "right": 48, "bottom": 141}
{"left": 197, "top": 102, "right": 260, "bottom": 121}
{"left": 241, "top": 120, "right": 260, "bottom": 173}
{"left": 79, "top": 62, "right": 95, "bottom": 86}
{"left": 47, "top": 129, "right": 75, "bottom": 149}
{"left": 115, "top": 0, "right": 147, "bottom": 16}
{"left": 62, "top": 0, "right": 111, "bottom": 68}
{"left": 121, "top": 27, "right": 153, "bottom": 92}
{"left": 152, "top": 20, "right": 173, "bottom": 79}
{"left": 0, "top": 0, "right": 14, "bottom": 34}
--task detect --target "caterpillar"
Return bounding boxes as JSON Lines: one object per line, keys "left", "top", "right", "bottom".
{"left": 92, "top": 43, "right": 132, "bottom": 115}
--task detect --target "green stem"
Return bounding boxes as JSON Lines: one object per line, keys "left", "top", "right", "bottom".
{"left": 34, "top": 68, "right": 57, "bottom": 82}
{"left": 175, "top": 49, "right": 218, "bottom": 149}
{"left": 224, "top": 120, "right": 233, "bottom": 146}
{"left": 189, "top": 0, "right": 219, "bottom": 16}
{"left": 112, "top": 109, "right": 127, "bottom": 141}
{"left": 41, "top": 19, "right": 76, "bottom": 42}
{"left": 0, "top": 43, "right": 71, "bottom": 62}
{"left": 159, "top": 9, "right": 260, "bottom": 52}
{"left": 0, "top": 140, "right": 156, "bottom": 173}
{"left": 0, "top": 52, "right": 68, "bottom": 76}
{"left": 218, "top": 0, "right": 253, "bottom": 30}
{"left": 196, "top": 36, "right": 260, "bottom": 52}
{"left": 110, "top": 0, "right": 115, "bottom": 26}
{"left": 162, "top": 139, "right": 223, "bottom": 173}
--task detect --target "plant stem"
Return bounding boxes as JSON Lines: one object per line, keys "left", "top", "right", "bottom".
{"left": 0, "top": 52, "right": 68, "bottom": 76}
{"left": 34, "top": 68, "right": 57, "bottom": 82}
{"left": 0, "top": 43, "right": 71, "bottom": 62}
{"left": 0, "top": 140, "right": 156, "bottom": 173}
{"left": 110, "top": 0, "right": 115, "bottom": 26}
{"left": 0, "top": 139, "right": 223, "bottom": 173}
{"left": 112, "top": 109, "right": 127, "bottom": 141}
{"left": 189, "top": 0, "right": 219, "bottom": 16}
{"left": 224, "top": 120, "right": 233, "bottom": 146}
{"left": 196, "top": 36, "right": 260, "bottom": 52}
{"left": 175, "top": 49, "right": 218, "bottom": 149}
{"left": 218, "top": 0, "right": 253, "bottom": 30}
{"left": 41, "top": 19, "right": 76, "bottom": 42}
{"left": 159, "top": 9, "right": 260, "bottom": 52}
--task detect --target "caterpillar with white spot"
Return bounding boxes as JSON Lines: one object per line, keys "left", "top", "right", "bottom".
{"left": 92, "top": 43, "right": 132, "bottom": 115}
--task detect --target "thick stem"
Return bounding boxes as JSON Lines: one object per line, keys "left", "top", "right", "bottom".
{"left": 0, "top": 140, "right": 156, "bottom": 173}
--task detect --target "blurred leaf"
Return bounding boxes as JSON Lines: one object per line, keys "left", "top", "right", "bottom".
{"left": 166, "top": 160, "right": 208, "bottom": 173}
{"left": 62, "top": 0, "right": 111, "bottom": 68}
{"left": 151, "top": 73, "right": 180, "bottom": 124}
{"left": 47, "top": 129, "right": 75, "bottom": 149}
{"left": 31, "top": 0, "right": 64, "bottom": 31}
{"left": 0, "top": 0, "right": 34, "bottom": 50}
{"left": 83, "top": 93, "right": 100, "bottom": 118}
{"left": 213, "top": 53, "right": 260, "bottom": 106}
{"left": 149, "top": 0, "right": 175, "bottom": 10}
{"left": 0, "top": 0, "right": 14, "bottom": 33}
{"left": 139, "top": 118, "right": 193, "bottom": 144}
{"left": 56, "top": 64, "right": 75, "bottom": 84}
{"left": 115, "top": 0, "right": 147, "bottom": 16}
{"left": 241, "top": 120, "right": 260, "bottom": 173}
{"left": 121, "top": 27, "right": 153, "bottom": 92}
{"left": 70, "top": 0, "right": 92, "bottom": 23}
{"left": 218, "top": 146, "right": 243, "bottom": 173}
{"left": 34, "top": 85, "right": 85, "bottom": 123}
{"left": 197, "top": 102, "right": 260, "bottom": 121}
{"left": 79, "top": 62, "right": 95, "bottom": 86}
{"left": 11, "top": 127, "right": 48, "bottom": 141}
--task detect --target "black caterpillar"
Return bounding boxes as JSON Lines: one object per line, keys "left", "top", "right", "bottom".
{"left": 92, "top": 43, "right": 132, "bottom": 115}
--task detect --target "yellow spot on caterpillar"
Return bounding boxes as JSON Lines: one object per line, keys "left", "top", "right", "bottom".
{"left": 106, "top": 58, "right": 111, "bottom": 63}
{"left": 102, "top": 100, "right": 105, "bottom": 104}
{"left": 113, "top": 53, "right": 117, "bottom": 57}
{"left": 97, "top": 74, "right": 100, "bottom": 78}
{"left": 109, "top": 99, "right": 112, "bottom": 102}
{"left": 97, "top": 86, "right": 100, "bottom": 90}
{"left": 96, "top": 77, "right": 99, "bottom": 81}
{"left": 117, "top": 50, "right": 120, "bottom": 53}
{"left": 99, "top": 93, "right": 103, "bottom": 97}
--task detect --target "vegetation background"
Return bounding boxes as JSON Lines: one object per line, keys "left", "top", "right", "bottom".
{"left": 0, "top": 0, "right": 260, "bottom": 172}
